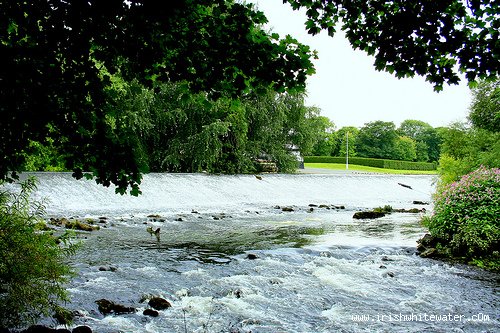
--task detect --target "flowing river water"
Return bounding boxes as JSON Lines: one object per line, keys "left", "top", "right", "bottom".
{"left": 25, "top": 173, "right": 499, "bottom": 332}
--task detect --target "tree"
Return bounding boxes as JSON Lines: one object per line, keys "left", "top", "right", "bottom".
{"left": 415, "top": 141, "right": 430, "bottom": 162}
{"left": 285, "top": 0, "right": 499, "bottom": 90}
{"left": 1, "top": 0, "right": 316, "bottom": 193}
{"left": 398, "top": 120, "right": 432, "bottom": 140}
{"left": 356, "top": 121, "right": 398, "bottom": 159}
{"left": 106, "top": 80, "right": 317, "bottom": 174}
{"left": 469, "top": 79, "right": 500, "bottom": 132}
{"left": 393, "top": 136, "right": 417, "bottom": 161}
{"left": 398, "top": 120, "right": 441, "bottom": 162}
{"left": 306, "top": 115, "right": 337, "bottom": 156}
{"left": 439, "top": 121, "right": 500, "bottom": 185}
{"left": 334, "top": 126, "right": 359, "bottom": 157}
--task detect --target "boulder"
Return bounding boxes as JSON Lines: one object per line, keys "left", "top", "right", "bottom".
{"left": 420, "top": 248, "right": 438, "bottom": 258}
{"left": 148, "top": 297, "right": 171, "bottom": 311}
{"left": 417, "top": 233, "right": 438, "bottom": 253}
{"left": 281, "top": 206, "right": 294, "bottom": 212}
{"left": 72, "top": 327, "right": 92, "bottom": 333}
{"left": 95, "top": 299, "right": 135, "bottom": 315}
{"left": 246, "top": 253, "right": 258, "bottom": 260}
{"left": 98, "top": 266, "right": 117, "bottom": 272}
{"left": 143, "top": 309, "right": 159, "bottom": 317}
{"left": 353, "top": 211, "right": 386, "bottom": 219}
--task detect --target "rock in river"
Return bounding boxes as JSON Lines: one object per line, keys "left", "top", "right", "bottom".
{"left": 353, "top": 211, "right": 386, "bottom": 219}
{"left": 148, "top": 297, "right": 171, "bottom": 310}
{"left": 95, "top": 299, "right": 135, "bottom": 315}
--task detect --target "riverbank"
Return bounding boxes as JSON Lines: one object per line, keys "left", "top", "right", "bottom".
{"left": 303, "top": 163, "right": 439, "bottom": 175}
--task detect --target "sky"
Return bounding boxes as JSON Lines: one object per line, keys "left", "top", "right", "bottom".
{"left": 248, "top": 0, "right": 472, "bottom": 129}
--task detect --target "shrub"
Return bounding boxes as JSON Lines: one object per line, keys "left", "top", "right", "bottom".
{"left": 0, "top": 178, "right": 77, "bottom": 328}
{"left": 423, "top": 166, "right": 500, "bottom": 269}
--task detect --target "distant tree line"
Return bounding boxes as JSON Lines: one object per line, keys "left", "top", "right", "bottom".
{"left": 309, "top": 119, "right": 443, "bottom": 163}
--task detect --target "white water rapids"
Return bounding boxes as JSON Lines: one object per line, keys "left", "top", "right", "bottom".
{"left": 16, "top": 173, "right": 500, "bottom": 332}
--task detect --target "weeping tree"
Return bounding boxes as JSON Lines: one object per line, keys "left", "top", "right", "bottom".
{"left": 107, "top": 80, "right": 318, "bottom": 174}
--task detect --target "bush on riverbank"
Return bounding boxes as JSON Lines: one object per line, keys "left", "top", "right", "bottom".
{"left": 0, "top": 178, "right": 77, "bottom": 327}
{"left": 422, "top": 166, "right": 500, "bottom": 271}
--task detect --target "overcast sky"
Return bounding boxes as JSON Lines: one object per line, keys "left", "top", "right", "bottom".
{"left": 248, "top": 0, "right": 472, "bottom": 129}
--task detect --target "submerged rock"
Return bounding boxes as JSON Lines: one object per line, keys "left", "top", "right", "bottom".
{"left": 393, "top": 208, "right": 426, "bottom": 213}
{"left": 49, "top": 217, "right": 99, "bottom": 231}
{"left": 98, "top": 265, "right": 117, "bottom": 272}
{"left": 148, "top": 297, "right": 171, "bottom": 310}
{"left": 281, "top": 206, "right": 294, "bottom": 212}
{"left": 353, "top": 211, "right": 386, "bottom": 219}
{"left": 143, "top": 309, "right": 159, "bottom": 317}
{"left": 95, "top": 299, "right": 135, "bottom": 315}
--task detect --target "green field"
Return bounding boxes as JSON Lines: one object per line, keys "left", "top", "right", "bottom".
{"left": 305, "top": 163, "right": 439, "bottom": 175}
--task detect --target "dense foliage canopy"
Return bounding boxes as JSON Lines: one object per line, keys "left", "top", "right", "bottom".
{"left": 1, "top": 0, "right": 316, "bottom": 193}
{"left": 423, "top": 167, "right": 500, "bottom": 271}
{"left": 438, "top": 79, "right": 500, "bottom": 184}
{"left": 285, "top": 0, "right": 499, "bottom": 90}
{"left": 3, "top": 0, "right": 499, "bottom": 194}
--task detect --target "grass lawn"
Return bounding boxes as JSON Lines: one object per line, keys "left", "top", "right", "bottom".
{"left": 305, "top": 163, "right": 438, "bottom": 175}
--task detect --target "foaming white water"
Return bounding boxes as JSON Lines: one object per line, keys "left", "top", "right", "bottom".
{"left": 24, "top": 172, "right": 434, "bottom": 215}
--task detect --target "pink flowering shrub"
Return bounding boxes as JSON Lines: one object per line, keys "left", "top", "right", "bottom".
{"left": 425, "top": 166, "right": 500, "bottom": 260}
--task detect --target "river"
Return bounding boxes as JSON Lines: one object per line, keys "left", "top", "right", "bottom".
{"left": 25, "top": 173, "right": 500, "bottom": 332}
